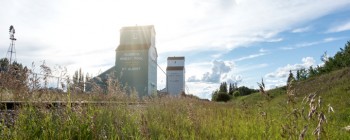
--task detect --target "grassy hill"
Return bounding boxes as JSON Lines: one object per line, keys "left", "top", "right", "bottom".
{"left": 230, "top": 67, "right": 350, "bottom": 139}
{"left": 233, "top": 67, "right": 350, "bottom": 108}
{"left": 1, "top": 67, "right": 349, "bottom": 139}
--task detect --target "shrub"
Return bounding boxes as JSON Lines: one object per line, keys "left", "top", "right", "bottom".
{"left": 237, "top": 86, "right": 258, "bottom": 96}
{"left": 233, "top": 91, "right": 240, "bottom": 97}
{"left": 213, "top": 92, "right": 231, "bottom": 102}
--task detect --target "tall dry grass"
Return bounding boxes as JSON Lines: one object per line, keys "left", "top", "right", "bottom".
{"left": 0, "top": 65, "right": 349, "bottom": 139}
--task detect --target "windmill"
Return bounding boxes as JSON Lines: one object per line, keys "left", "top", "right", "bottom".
{"left": 7, "top": 25, "right": 17, "bottom": 64}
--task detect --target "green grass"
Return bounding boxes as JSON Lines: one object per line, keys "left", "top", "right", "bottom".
{"left": 1, "top": 67, "right": 350, "bottom": 139}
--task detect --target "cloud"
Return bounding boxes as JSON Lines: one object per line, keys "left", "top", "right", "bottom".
{"left": 1, "top": 0, "right": 350, "bottom": 76}
{"left": 279, "top": 47, "right": 294, "bottom": 50}
{"left": 187, "top": 60, "right": 240, "bottom": 83}
{"left": 259, "top": 48, "right": 268, "bottom": 53}
{"left": 291, "top": 26, "right": 312, "bottom": 33}
{"left": 201, "top": 60, "right": 233, "bottom": 83}
{"left": 157, "top": 0, "right": 350, "bottom": 53}
{"left": 265, "top": 57, "right": 316, "bottom": 78}
{"left": 187, "top": 75, "right": 201, "bottom": 82}
{"left": 265, "top": 79, "right": 286, "bottom": 89}
{"left": 266, "top": 38, "right": 284, "bottom": 42}
{"left": 323, "top": 37, "right": 339, "bottom": 42}
{"left": 236, "top": 63, "right": 269, "bottom": 73}
{"left": 296, "top": 42, "right": 320, "bottom": 48}
{"left": 263, "top": 57, "right": 316, "bottom": 89}
{"left": 297, "top": 37, "right": 341, "bottom": 47}
{"left": 186, "top": 82, "right": 218, "bottom": 100}
{"left": 226, "top": 75, "right": 243, "bottom": 84}
{"left": 1, "top": 0, "right": 350, "bottom": 98}
{"left": 234, "top": 52, "right": 266, "bottom": 62}
{"left": 279, "top": 37, "right": 342, "bottom": 50}
{"left": 211, "top": 53, "right": 223, "bottom": 59}
{"left": 327, "top": 21, "right": 350, "bottom": 33}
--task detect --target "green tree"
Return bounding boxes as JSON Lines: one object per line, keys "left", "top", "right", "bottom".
{"left": 78, "top": 68, "right": 84, "bottom": 91}
{"left": 219, "top": 82, "right": 228, "bottom": 93}
{"left": 296, "top": 70, "right": 300, "bottom": 81}
{"left": 0, "top": 58, "right": 29, "bottom": 91}
{"left": 318, "top": 41, "right": 350, "bottom": 74}
{"left": 85, "top": 73, "right": 91, "bottom": 92}
{"left": 228, "top": 83, "right": 233, "bottom": 95}
{"left": 40, "top": 61, "right": 52, "bottom": 89}
{"left": 73, "top": 71, "right": 79, "bottom": 86}
{"left": 72, "top": 68, "right": 84, "bottom": 93}
{"left": 212, "top": 82, "right": 232, "bottom": 102}
{"left": 299, "top": 68, "right": 308, "bottom": 80}
{"left": 0, "top": 58, "right": 9, "bottom": 72}
{"left": 320, "top": 51, "right": 329, "bottom": 63}
{"left": 287, "top": 70, "right": 295, "bottom": 85}
{"left": 308, "top": 66, "right": 318, "bottom": 77}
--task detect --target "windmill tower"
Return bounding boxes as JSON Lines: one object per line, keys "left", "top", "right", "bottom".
{"left": 7, "top": 25, "right": 17, "bottom": 64}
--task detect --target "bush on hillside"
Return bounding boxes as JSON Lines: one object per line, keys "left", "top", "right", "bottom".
{"left": 237, "top": 86, "right": 258, "bottom": 96}
{"left": 215, "top": 92, "right": 231, "bottom": 102}
{"left": 233, "top": 91, "right": 240, "bottom": 97}
{"left": 212, "top": 91, "right": 231, "bottom": 102}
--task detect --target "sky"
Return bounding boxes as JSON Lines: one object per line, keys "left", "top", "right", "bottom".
{"left": 1, "top": 0, "right": 350, "bottom": 100}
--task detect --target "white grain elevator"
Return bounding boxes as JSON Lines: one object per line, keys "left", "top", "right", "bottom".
{"left": 166, "top": 57, "right": 185, "bottom": 96}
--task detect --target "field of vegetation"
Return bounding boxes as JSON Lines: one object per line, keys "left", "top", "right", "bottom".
{"left": 0, "top": 67, "right": 349, "bottom": 139}
{"left": 0, "top": 42, "right": 349, "bottom": 139}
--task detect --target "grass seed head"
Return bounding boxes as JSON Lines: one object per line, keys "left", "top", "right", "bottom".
{"left": 328, "top": 104, "right": 334, "bottom": 113}
{"left": 312, "top": 125, "right": 322, "bottom": 140}
{"left": 299, "top": 125, "right": 308, "bottom": 140}
{"left": 318, "top": 96, "right": 322, "bottom": 108}
{"left": 308, "top": 106, "right": 317, "bottom": 119}
{"left": 318, "top": 112, "right": 327, "bottom": 124}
